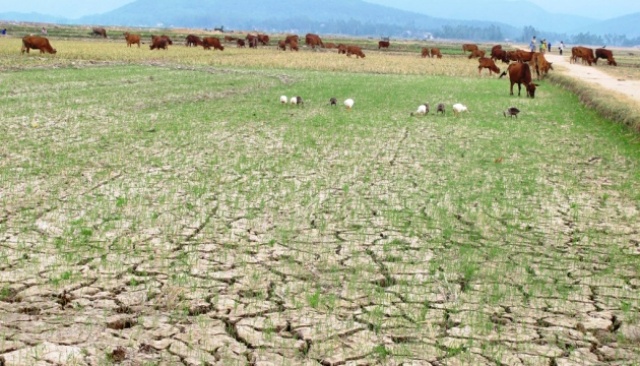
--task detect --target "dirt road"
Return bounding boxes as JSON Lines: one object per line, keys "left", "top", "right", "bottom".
{"left": 545, "top": 52, "right": 640, "bottom": 101}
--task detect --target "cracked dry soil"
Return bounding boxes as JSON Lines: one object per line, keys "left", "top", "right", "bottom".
{"left": 1, "top": 63, "right": 640, "bottom": 366}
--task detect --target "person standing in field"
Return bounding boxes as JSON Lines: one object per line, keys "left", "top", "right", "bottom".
{"left": 530, "top": 36, "right": 536, "bottom": 52}
{"left": 548, "top": 41, "right": 552, "bottom": 53}
{"left": 559, "top": 41, "right": 564, "bottom": 55}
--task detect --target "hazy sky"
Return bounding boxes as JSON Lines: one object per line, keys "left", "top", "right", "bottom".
{"left": 0, "top": 0, "right": 639, "bottom": 20}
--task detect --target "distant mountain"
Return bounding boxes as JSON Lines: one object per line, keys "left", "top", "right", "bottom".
{"left": 0, "top": 0, "right": 520, "bottom": 40}
{"left": 364, "top": 0, "right": 596, "bottom": 34}
{"left": 572, "top": 12, "right": 640, "bottom": 39}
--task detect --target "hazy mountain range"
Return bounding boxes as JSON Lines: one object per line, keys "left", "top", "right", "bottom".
{"left": 1, "top": 0, "right": 639, "bottom": 42}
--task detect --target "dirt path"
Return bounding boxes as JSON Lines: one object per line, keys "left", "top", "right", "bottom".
{"left": 545, "top": 52, "right": 640, "bottom": 101}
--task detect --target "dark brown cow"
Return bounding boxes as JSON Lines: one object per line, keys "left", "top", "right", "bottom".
{"left": 478, "top": 57, "right": 500, "bottom": 75}
{"left": 492, "top": 49, "right": 509, "bottom": 64}
{"left": 468, "top": 49, "right": 485, "bottom": 59}
{"left": 305, "top": 33, "right": 324, "bottom": 49}
{"left": 246, "top": 34, "right": 258, "bottom": 48}
{"left": 237, "top": 39, "right": 246, "bottom": 48}
{"left": 490, "top": 44, "right": 502, "bottom": 58}
{"left": 595, "top": 48, "right": 617, "bottom": 66}
{"left": 257, "top": 34, "right": 270, "bottom": 46}
{"left": 150, "top": 37, "right": 169, "bottom": 50}
{"left": 378, "top": 40, "right": 390, "bottom": 49}
{"left": 224, "top": 35, "right": 238, "bottom": 43}
{"left": 21, "top": 35, "right": 56, "bottom": 54}
{"left": 462, "top": 43, "right": 478, "bottom": 53}
{"left": 92, "top": 27, "right": 107, "bottom": 38}
{"left": 151, "top": 35, "right": 173, "bottom": 46}
{"left": 571, "top": 46, "right": 595, "bottom": 65}
{"left": 531, "top": 52, "right": 553, "bottom": 79}
{"left": 346, "top": 45, "right": 365, "bottom": 58}
{"left": 123, "top": 32, "right": 141, "bottom": 48}
{"left": 202, "top": 37, "right": 224, "bottom": 51}
{"left": 324, "top": 42, "right": 336, "bottom": 49}
{"left": 421, "top": 47, "right": 430, "bottom": 58}
{"left": 431, "top": 48, "right": 442, "bottom": 59}
{"left": 289, "top": 40, "right": 299, "bottom": 51}
{"left": 337, "top": 44, "right": 347, "bottom": 54}
{"left": 277, "top": 40, "right": 286, "bottom": 51}
{"left": 185, "top": 34, "right": 203, "bottom": 47}
{"left": 499, "top": 62, "right": 538, "bottom": 98}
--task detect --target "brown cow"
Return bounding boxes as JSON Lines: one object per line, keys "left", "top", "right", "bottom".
{"left": 571, "top": 46, "right": 595, "bottom": 65}
{"left": 285, "top": 35, "right": 299, "bottom": 44}
{"left": 305, "top": 33, "right": 324, "bottom": 49}
{"left": 224, "top": 35, "right": 238, "bottom": 43}
{"left": 150, "top": 37, "right": 169, "bottom": 50}
{"left": 337, "top": 44, "right": 347, "bottom": 54}
{"left": 277, "top": 40, "right": 286, "bottom": 51}
{"left": 431, "top": 48, "right": 442, "bottom": 59}
{"left": 514, "top": 49, "right": 535, "bottom": 62}
{"left": 531, "top": 52, "right": 553, "bottom": 79}
{"left": 499, "top": 62, "right": 538, "bottom": 98}
{"left": 378, "top": 40, "right": 390, "bottom": 49}
{"left": 492, "top": 49, "right": 509, "bottom": 63}
{"left": 595, "top": 48, "right": 617, "bottom": 66}
{"left": 202, "top": 37, "right": 224, "bottom": 51}
{"left": 123, "top": 32, "right": 141, "bottom": 48}
{"left": 462, "top": 43, "right": 478, "bottom": 54}
{"left": 468, "top": 49, "right": 485, "bottom": 59}
{"left": 247, "top": 35, "right": 258, "bottom": 48}
{"left": 490, "top": 44, "right": 502, "bottom": 58}
{"left": 257, "top": 34, "right": 270, "bottom": 46}
{"left": 21, "top": 35, "right": 56, "bottom": 54}
{"left": 185, "top": 34, "right": 203, "bottom": 47}
{"left": 237, "top": 39, "right": 246, "bottom": 48}
{"left": 325, "top": 42, "right": 336, "bottom": 49}
{"left": 289, "top": 40, "right": 299, "bottom": 51}
{"left": 478, "top": 57, "right": 500, "bottom": 75}
{"left": 92, "top": 27, "right": 107, "bottom": 38}
{"left": 151, "top": 35, "right": 173, "bottom": 45}
{"left": 346, "top": 45, "right": 365, "bottom": 58}
{"left": 421, "top": 47, "right": 430, "bottom": 58}
{"left": 505, "top": 50, "right": 519, "bottom": 62}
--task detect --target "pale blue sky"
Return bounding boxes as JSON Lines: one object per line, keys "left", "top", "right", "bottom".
{"left": 0, "top": 0, "right": 638, "bottom": 20}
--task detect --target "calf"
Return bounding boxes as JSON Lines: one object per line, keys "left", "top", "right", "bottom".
{"left": 478, "top": 57, "right": 500, "bottom": 75}
{"left": 202, "top": 37, "right": 224, "bottom": 51}
{"left": 346, "top": 45, "right": 365, "bottom": 58}
{"left": 499, "top": 62, "right": 538, "bottom": 98}
{"left": 124, "top": 32, "right": 141, "bottom": 48}
{"left": 21, "top": 35, "right": 56, "bottom": 54}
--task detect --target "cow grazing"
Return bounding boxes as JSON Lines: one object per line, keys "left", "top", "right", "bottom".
{"left": 346, "top": 45, "right": 365, "bottom": 59}
{"left": 124, "top": 32, "right": 141, "bottom": 48}
{"left": 92, "top": 27, "right": 107, "bottom": 38}
{"left": 257, "top": 34, "right": 270, "bottom": 46}
{"left": 237, "top": 39, "right": 246, "bottom": 48}
{"left": 151, "top": 35, "right": 173, "bottom": 46}
{"left": 462, "top": 43, "right": 478, "bottom": 54}
{"left": 491, "top": 49, "right": 509, "bottom": 63}
{"left": 150, "top": 37, "right": 169, "bottom": 50}
{"left": 305, "top": 33, "right": 324, "bottom": 49}
{"left": 421, "top": 47, "right": 430, "bottom": 58}
{"left": 248, "top": 36, "right": 258, "bottom": 49}
{"left": 490, "top": 44, "right": 502, "bottom": 59}
{"left": 478, "top": 57, "right": 500, "bottom": 75}
{"left": 571, "top": 46, "right": 595, "bottom": 65}
{"left": 202, "top": 37, "right": 224, "bottom": 51}
{"left": 595, "top": 48, "right": 617, "bottom": 66}
{"left": 21, "top": 35, "right": 56, "bottom": 54}
{"left": 185, "top": 34, "right": 203, "bottom": 47}
{"left": 378, "top": 40, "right": 390, "bottom": 50}
{"left": 499, "top": 62, "right": 538, "bottom": 98}
{"left": 468, "top": 49, "right": 485, "bottom": 59}
{"left": 325, "top": 43, "right": 336, "bottom": 49}
{"left": 277, "top": 40, "right": 286, "bottom": 51}
{"left": 431, "top": 48, "right": 442, "bottom": 59}
{"left": 531, "top": 52, "right": 553, "bottom": 79}
{"left": 515, "top": 50, "right": 535, "bottom": 62}
{"left": 337, "top": 44, "right": 347, "bottom": 54}
{"left": 285, "top": 35, "right": 299, "bottom": 45}
{"left": 288, "top": 40, "right": 299, "bottom": 51}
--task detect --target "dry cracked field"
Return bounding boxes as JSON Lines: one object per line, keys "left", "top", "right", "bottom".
{"left": 1, "top": 37, "right": 640, "bottom": 366}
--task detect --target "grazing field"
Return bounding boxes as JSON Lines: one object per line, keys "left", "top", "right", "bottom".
{"left": 1, "top": 36, "right": 640, "bottom": 366}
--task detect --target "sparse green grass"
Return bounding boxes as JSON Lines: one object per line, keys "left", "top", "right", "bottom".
{"left": 0, "top": 34, "right": 639, "bottom": 365}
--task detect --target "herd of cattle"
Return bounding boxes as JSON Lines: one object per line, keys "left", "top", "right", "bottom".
{"left": 19, "top": 28, "right": 621, "bottom": 99}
